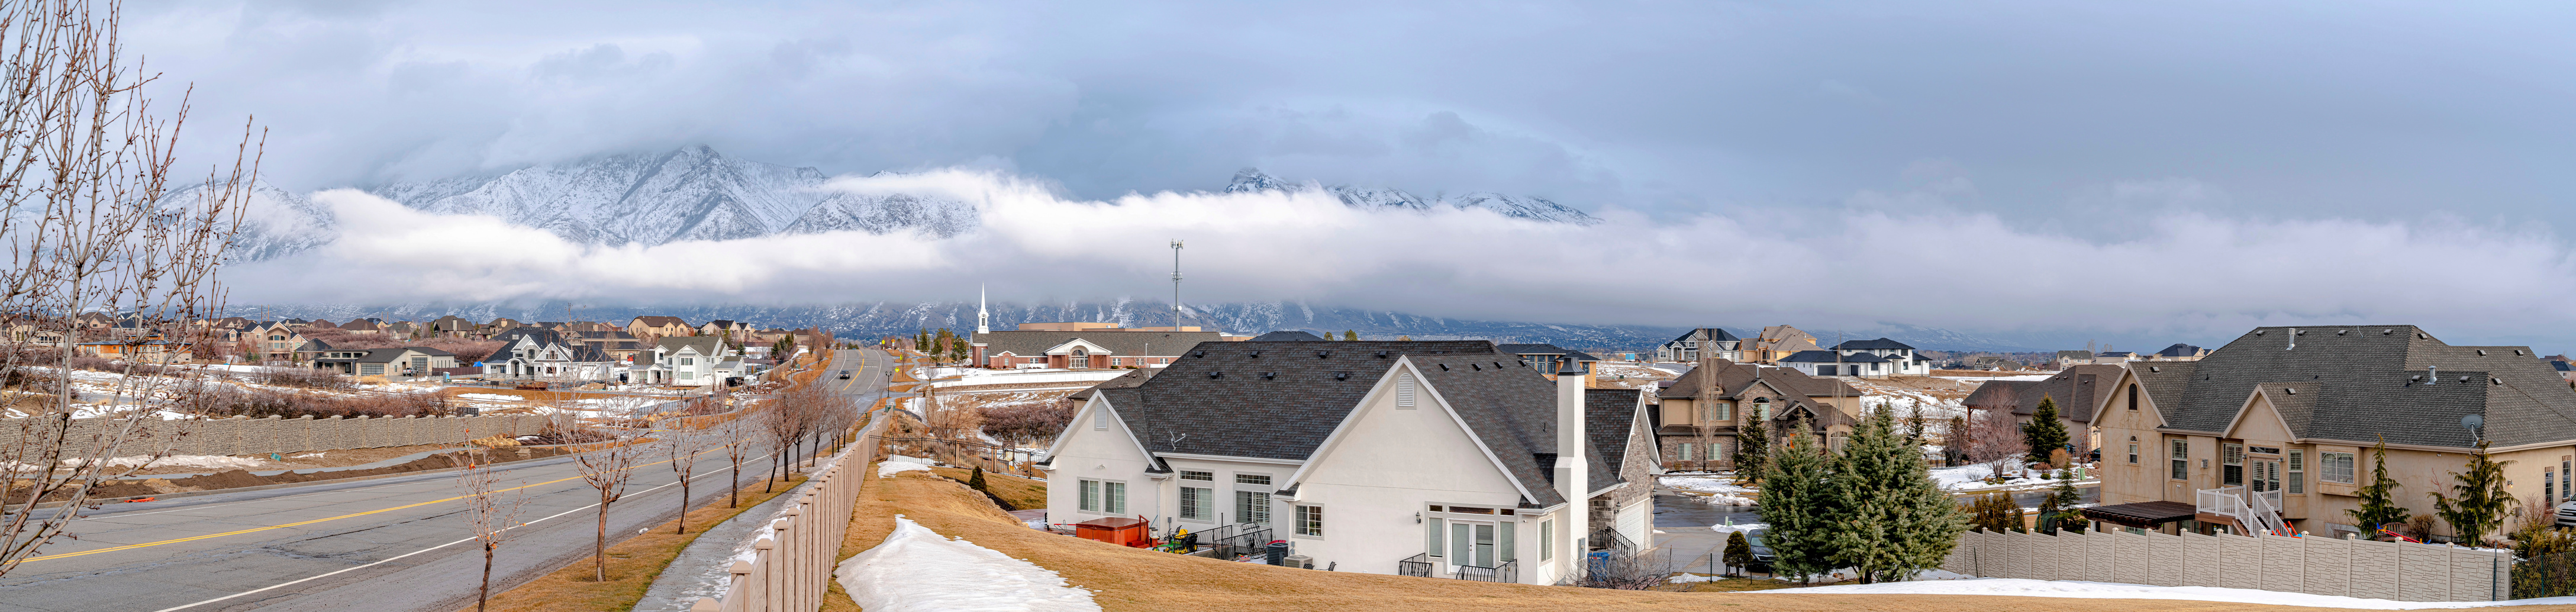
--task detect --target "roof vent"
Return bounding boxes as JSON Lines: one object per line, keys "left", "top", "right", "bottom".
{"left": 1207, "top": 371, "right": 1223, "bottom": 379}
{"left": 2419, "top": 333, "right": 2428, "bottom": 339}
{"left": 2411, "top": 375, "right": 2425, "bottom": 381}
{"left": 2285, "top": 388, "right": 2296, "bottom": 395}
{"left": 1260, "top": 372, "right": 1276, "bottom": 379}
{"left": 1191, "top": 350, "right": 1206, "bottom": 358}
{"left": 1470, "top": 363, "right": 1481, "bottom": 371}
{"left": 1315, "top": 350, "right": 1330, "bottom": 359}
{"left": 1439, "top": 363, "right": 1449, "bottom": 371}
{"left": 2254, "top": 330, "right": 2266, "bottom": 336}
{"left": 1518, "top": 359, "right": 1532, "bottom": 367}
{"left": 2493, "top": 377, "right": 2504, "bottom": 385}
{"left": 1333, "top": 371, "right": 1350, "bottom": 380}
{"left": 2516, "top": 349, "right": 2526, "bottom": 356}
{"left": 2337, "top": 330, "right": 2348, "bottom": 336}
{"left": 2459, "top": 376, "right": 2472, "bottom": 383}
{"left": 2149, "top": 366, "right": 2160, "bottom": 372}
{"left": 2477, "top": 350, "right": 2488, "bottom": 356}
{"left": 2382, "top": 329, "right": 2394, "bottom": 335}
{"left": 1375, "top": 351, "right": 1389, "bottom": 359}
{"left": 1249, "top": 350, "right": 1262, "bottom": 359}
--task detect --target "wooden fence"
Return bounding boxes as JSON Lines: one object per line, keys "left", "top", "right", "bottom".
{"left": 692, "top": 419, "right": 876, "bottom": 612}
{"left": 1942, "top": 527, "right": 2512, "bottom": 602}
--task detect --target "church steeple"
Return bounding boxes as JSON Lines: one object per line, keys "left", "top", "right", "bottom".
{"left": 976, "top": 284, "right": 989, "bottom": 336}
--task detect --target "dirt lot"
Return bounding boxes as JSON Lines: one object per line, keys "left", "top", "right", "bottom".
{"left": 830, "top": 463, "right": 2510, "bottom": 611}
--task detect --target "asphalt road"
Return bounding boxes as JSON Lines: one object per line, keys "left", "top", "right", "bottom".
{"left": 0, "top": 348, "right": 888, "bottom": 612}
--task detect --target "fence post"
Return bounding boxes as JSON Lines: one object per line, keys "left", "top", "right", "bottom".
{"left": 771, "top": 517, "right": 795, "bottom": 611}
{"left": 692, "top": 597, "right": 722, "bottom": 612}
{"left": 750, "top": 539, "right": 774, "bottom": 612}
{"left": 725, "top": 560, "right": 752, "bottom": 612}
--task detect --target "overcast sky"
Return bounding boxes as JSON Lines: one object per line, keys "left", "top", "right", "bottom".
{"left": 136, "top": 1, "right": 2576, "bottom": 349}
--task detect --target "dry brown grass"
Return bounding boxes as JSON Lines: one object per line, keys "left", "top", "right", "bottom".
{"left": 930, "top": 465, "right": 1046, "bottom": 510}
{"left": 825, "top": 464, "right": 2559, "bottom": 612}
{"left": 467, "top": 473, "right": 808, "bottom": 612}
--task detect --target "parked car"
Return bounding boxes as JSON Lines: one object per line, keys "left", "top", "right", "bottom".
{"left": 2556, "top": 501, "right": 2576, "bottom": 527}
{"left": 1746, "top": 529, "right": 1777, "bottom": 570}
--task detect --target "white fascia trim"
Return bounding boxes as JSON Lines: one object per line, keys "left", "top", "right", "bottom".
{"left": 1156, "top": 452, "right": 1306, "bottom": 466}
{"left": 1042, "top": 338, "right": 1115, "bottom": 356}
{"left": 1040, "top": 395, "right": 1156, "bottom": 469}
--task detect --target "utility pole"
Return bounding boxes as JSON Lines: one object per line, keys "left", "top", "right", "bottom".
{"left": 1170, "top": 240, "right": 1185, "bottom": 327}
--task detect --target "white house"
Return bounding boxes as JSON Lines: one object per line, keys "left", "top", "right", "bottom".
{"left": 1040, "top": 339, "right": 1658, "bottom": 584}
{"left": 483, "top": 327, "right": 615, "bottom": 381}
{"left": 633, "top": 336, "right": 731, "bottom": 386}
{"left": 1654, "top": 328, "right": 1743, "bottom": 363}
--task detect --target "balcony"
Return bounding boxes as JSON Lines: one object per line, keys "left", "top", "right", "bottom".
{"left": 2195, "top": 486, "right": 2285, "bottom": 536}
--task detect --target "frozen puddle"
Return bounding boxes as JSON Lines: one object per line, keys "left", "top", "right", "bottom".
{"left": 835, "top": 516, "right": 1100, "bottom": 612}
{"left": 1756, "top": 578, "right": 2576, "bottom": 609}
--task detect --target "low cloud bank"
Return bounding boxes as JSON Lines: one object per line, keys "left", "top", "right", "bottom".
{"left": 225, "top": 168, "right": 2576, "bottom": 344}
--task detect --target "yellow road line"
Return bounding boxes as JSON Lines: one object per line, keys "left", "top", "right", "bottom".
{"left": 24, "top": 444, "right": 744, "bottom": 563}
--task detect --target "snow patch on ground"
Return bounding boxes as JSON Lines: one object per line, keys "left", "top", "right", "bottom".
{"left": 1662, "top": 475, "right": 1758, "bottom": 505}
{"left": 457, "top": 393, "right": 524, "bottom": 401}
{"left": 834, "top": 516, "right": 1100, "bottom": 612}
{"left": 1755, "top": 578, "right": 2573, "bottom": 609}
{"left": 879, "top": 461, "right": 933, "bottom": 478}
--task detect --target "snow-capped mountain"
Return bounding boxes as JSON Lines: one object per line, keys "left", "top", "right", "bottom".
{"left": 1221, "top": 168, "right": 1601, "bottom": 224}
{"left": 371, "top": 146, "right": 979, "bottom": 247}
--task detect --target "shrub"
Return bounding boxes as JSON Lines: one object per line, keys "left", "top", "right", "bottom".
{"left": 980, "top": 402, "right": 1075, "bottom": 446}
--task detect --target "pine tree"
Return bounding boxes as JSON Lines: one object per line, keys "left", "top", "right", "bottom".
{"left": 1904, "top": 400, "right": 1926, "bottom": 447}
{"left": 1827, "top": 406, "right": 1968, "bottom": 583}
{"left": 968, "top": 466, "right": 989, "bottom": 492}
{"left": 1734, "top": 417, "right": 1771, "bottom": 483}
{"left": 2346, "top": 437, "right": 2410, "bottom": 536}
{"left": 2022, "top": 397, "right": 2070, "bottom": 466}
{"left": 1722, "top": 530, "right": 1754, "bottom": 576}
{"left": 2039, "top": 477, "right": 2083, "bottom": 534}
{"left": 1758, "top": 418, "right": 1839, "bottom": 584}
{"left": 2430, "top": 440, "right": 2517, "bottom": 544}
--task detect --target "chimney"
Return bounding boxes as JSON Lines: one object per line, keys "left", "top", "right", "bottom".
{"left": 1555, "top": 357, "right": 1590, "bottom": 562}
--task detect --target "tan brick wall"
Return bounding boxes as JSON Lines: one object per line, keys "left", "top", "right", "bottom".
{"left": 1941, "top": 528, "right": 2510, "bottom": 602}
{"left": 0, "top": 414, "right": 547, "bottom": 458}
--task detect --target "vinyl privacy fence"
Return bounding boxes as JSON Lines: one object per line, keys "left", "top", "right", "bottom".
{"left": 1942, "top": 527, "right": 2511, "bottom": 602}
{"left": 2, "top": 414, "right": 548, "bottom": 458}
{"left": 692, "top": 421, "right": 873, "bottom": 612}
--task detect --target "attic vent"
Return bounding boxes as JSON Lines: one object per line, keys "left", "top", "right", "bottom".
{"left": 2419, "top": 333, "right": 2429, "bottom": 339}
{"left": 1375, "top": 351, "right": 1389, "bottom": 359}
{"left": 1471, "top": 363, "right": 1481, "bottom": 371}
{"left": 1333, "top": 371, "right": 1350, "bottom": 381}
{"left": 2337, "top": 330, "right": 2348, "bottom": 336}
{"left": 1315, "top": 350, "right": 1331, "bottom": 359}
{"left": 1397, "top": 374, "right": 1417, "bottom": 408}
{"left": 1094, "top": 411, "right": 1109, "bottom": 430}
{"left": 2493, "top": 377, "right": 2504, "bottom": 385}
{"left": 1492, "top": 362, "right": 1504, "bottom": 369}
{"left": 1190, "top": 350, "right": 1206, "bottom": 358}
{"left": 2295, "top": 330, "right": 2308, "bottom": 335}
{"left": 2383, "top": 330, "right": 2394, "bottom": 335}
{"left": 1518, "top": 359, "right": 1532, "bottom": 368}
{"left": 2149, "top": 366, "right": 2160, "bottom": 373}
{"left": 1439, "top": 363, "right": 1450, "bottom": 371}
{"left": 2254, "top": 330, "right": 2266, "bottom": 336}
{"left": 2459, "top": 376, "right": 2472, "bottom": 383}
{"left": 1249, "top": 350, "right": 1262, "bottom": 359}
{"left": 2516, "top": 350, "right": 2527, "bottom": 356}
{"left": 2285, "top": 388, "right": 2295, "bottom": 395}
{"left": 1207, "top": 371, "right": 1223, "bottom": 379}
{"left": 2478, "top": 349, "right": 2488, "bottom": 356}
{"left": 1260, "top": 372, "right": 1276, "bottom": 379}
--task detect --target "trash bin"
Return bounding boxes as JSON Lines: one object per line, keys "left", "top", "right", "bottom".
{"left": 1265, "top": 541, "right": 1290, "bottom": 566}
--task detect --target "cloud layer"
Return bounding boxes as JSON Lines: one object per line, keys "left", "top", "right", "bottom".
{"left": 228, "top": 169, "right": 2576, "bottom": 347}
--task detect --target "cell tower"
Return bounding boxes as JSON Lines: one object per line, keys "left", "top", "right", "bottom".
{"left": 1170, "top": 240, "right": 1185, "bottom": 326}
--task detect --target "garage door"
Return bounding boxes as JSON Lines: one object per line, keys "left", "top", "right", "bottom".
{"left": 1617, "top": 501, "right": 1648, "bottom": 547}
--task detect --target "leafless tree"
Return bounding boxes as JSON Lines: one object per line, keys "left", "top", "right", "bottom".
{"left": 721, "top": 408, "right": 752, "bottom": 508}
{"left": 760, "top": 401, "right": 802, "bottom": 492}
{"left": 1967, "top": 407, "right": 2027, "bottom": 477}
{"left": 663, "top": 423, "right": 707, "bottom": 534}
{"left": 456, "top": 447, "right": 525, "bottom": 612}
{"left": 573, "top": 431, "right": 643, "bottom": 581}
{"left": 0, "top": 0, "right": 260, "bottom": 578}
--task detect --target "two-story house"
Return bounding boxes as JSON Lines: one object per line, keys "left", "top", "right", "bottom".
{"left": 1495, "top": 344, "right": 1602, "bottom": 378}
{"left": 634, "top": 336, "right": 730, "bottom": 386}
{"left": 2084, "top": 326, "right": 2576, "bottom": 541}
{"left": 1833, "top": 337, "right": 1933, "bottom": 376}
{"left": 1655, "top": 328, "right": 1745, "bottom": 363}
{"left": 1042, "top": 340, "right": 1659, "bottom": 584}
{"left": 1651, "top": 359, "right": 1866, "bottom": 466}
{"left": 428, "top": 315, "right": 478, "bottom": 339}
{"left": 628, "top": 315, "right": 693, "bottom": 340}
{"left": 246, "top": 322, "right": 309, "bottom": 363}
{"left": 483, "top": 327, "right": 614, "bottom": 381}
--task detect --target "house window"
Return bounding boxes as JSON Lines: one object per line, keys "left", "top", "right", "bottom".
{"left": 1180, "top": 470, "right": 1213, "bottom": 481}
{"left": 1426, "top": 517, "right": 1443, "bottom": 558}
{"left": 2171, "top": 439, "right": 2190, "bottom": 480}
{"left": 2127, "top": 384, "right": 2138, "bottom": 410}
{"left": 360, "top": 364, "right": 382, "bottom": 375}
{"left": 1071, "top": 348, "right": 1089, "bottom": 369}
{"left": 2222, "top": 443, "right": 2244, "bottom": 487}
{"left": 1104, "top": 482, "right": 1126, "bottom": 514}
{"left": 1678, "top": 443, "right": 1694, "bottom": 462}
{"left": 2563, "top": 459, "right": 2571, "bottom": 505}
{"left": 1295, "top": 505, "right": 1324, "bottom": 537}
{"left": 679, "top": 372, "right": 693, "bottom": 380}
{"left": 1079, "top": 480, "right": 1099, "bottom": 511}
{"left": 1181, "top": 487, "right": 1211, "bottom": 521}
{"left": 1236, "top": 474, "right": 1270, "bottom": 486}
{"left": 1236, "top": 491, "right": 1272, "bottom": 524}
{"left": 1539, "top": 519, "right": 1553, "bottom": 561}
{"left": 2287, "top": 450, "right": 2304, "bottom": 494}
{"left": 2127, "top": 437, "right": 2139, "bottom": 464}
{"left": 1752, "top": 398, "right": 1770, "bottom": 421}
{"left": 2551, "top": 469, "right": 2559, "bottom": 507}
{"left": 2320, "top": 452, "right": 2356, "bottom": 484}
{"left": 680, "top": 357, "right": 693, "bottom": 366}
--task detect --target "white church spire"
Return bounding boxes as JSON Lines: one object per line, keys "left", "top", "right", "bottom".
{"left": 976, "top": 284, "right": 989, "bottom": 335}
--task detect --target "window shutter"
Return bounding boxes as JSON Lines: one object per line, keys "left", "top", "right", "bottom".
{"left": 1094, "top": 410, "right": 1110, "bottom": 430}
{"left": 1497, "top": 521, "right": 1516, "bottom": 562}
{"left": 1397, "top": 374, "right": 1417, "bottom": 408}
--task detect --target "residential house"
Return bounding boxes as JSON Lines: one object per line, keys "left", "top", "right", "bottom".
{"left": 698, "top": 319, "right": 752, "bottom": 337}
{"left": 571, "top": 329, "right": 647, "bottom": 363}
{"left": 2094, "top": 351, "right": 2140, "bottom": 364}
{"left": 633, "top": 336, "right": 733, "bottom": 386}
{"left": 1833, "top": 337, "right": 1933, "bottom": 376}
{"left": 1776, "top": 349, "right": 1898, "bottom": 378}
{"left": 482, "top": 327, "right": 615, "bottom": 381}
{"left": 75, "top": 339, "right": 192, "bottom": 362}
{"left": 1041, "top": 340, "right": 1659, "bottom": 584}
{"left": 1655, "top": 328, "right": 1745, "bottom": 363}
{"left": 383, "top": 320, "right": 423, "bottom": 338}
{"left": 247, "top": 323, "right": 309, "bottom": 363}
{"left": 1962, "top": 363, "right": 2128, "bottom": 453}
{"left": 304, "top": 319, "right": 341, "bottom": 333}
{"left": 2148, "top": 343, "right": 2211, "bottom": 361}
{"left": 2054, "top": 350, "right": 2097, "bottom": 369}
{"left": 628, "top": 315, "right": 692, "bottom": 339}
{"left": 1746, "top": 326, "right": 1820, "bottom": 364}
{"left": 1495, "top": 344, "right": 1602, "bottom": 379}
{"left": 339, "top": 318, "right": 385, "bottom": 334}
{"left": 1650, "top": 359, "right": 1868, "bottom": 466}
{"left": 2085, "top": 326, "right": 2576, "bottom": 540}
{"left": 314, "top": 347, "right": 459, "bottom": 376}
{"left": 428, "top": 315, "right": 478, "bottom": 338}
{"left": 970, "top": 326, "right": 1221, "bottom": 369}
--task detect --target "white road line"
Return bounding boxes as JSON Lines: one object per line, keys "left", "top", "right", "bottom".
{"left": 149, "top": 462, "right": 746, "bottom": 612}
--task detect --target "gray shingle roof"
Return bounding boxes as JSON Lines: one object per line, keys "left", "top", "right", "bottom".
{"left": 1666, "top": 328, "right": 1742, "bottom": 344}
{"left": 1495, "top": 344, "right": 1603, "bottom": 362}
{"left": 1962, "top": 364, "right": 2126, "bottom": 423}
{"left": 1833, "top": 337, "right": 1916, "bottom": 350}
{"left": 1250, "top": 330, "right": 1326, "bottom": 342}
{"left": 1586, "top": 388, "right": 1646, "bottom": 481}
{"left": 2148, "top": 326, "right": 2576, "bottom": 449}
{"left": 976, "top": 330, "right": 1221, "bottom": 357}
{"left": 1779, "top": 350, "right": 1889, "bottom": 363}
{"left": 1094, "top": 340, "right": 1616, "bottom": 507}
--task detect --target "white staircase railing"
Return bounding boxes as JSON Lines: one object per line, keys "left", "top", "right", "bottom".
{"left": 2194, "top": 486, "right": 2284, "bottom": 536}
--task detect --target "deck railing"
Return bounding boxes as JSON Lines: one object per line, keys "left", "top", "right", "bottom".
{"left": 1456, "top": 559, "right": 1518, "bottom": 583}
{"left": 1397, "top": 553, "right": 1433, "bottom": 577}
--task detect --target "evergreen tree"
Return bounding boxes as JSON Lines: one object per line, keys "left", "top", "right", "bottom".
{"left": 2346, "top": 437, "right": 2410, "bottom": 536}
{"left": 1758, "top": 417, "right": 1839, "bottom": 584}
{"left": 1343, "top": 330, "right": 1358, "bottom": 341}
{"left": 1904, "top": 400, "right": 1926, "bottom": 447}
{"left": 1734, "top": 417, "right": 1771, "bottom": 483}
{"left": 2039, "top": 477, "right": 2084, "bottom": 534}
{"left": 1722, "top": 530, "right": 1754, "bottom": 576}
{"left": 2430, "top": 440, "right": 2517, "bottom": 544}
{"left": 1827, "top": 406, "right": 1968, "bottom": 583}
{"left": 2022, "top": 397, "right": 2070, "bottom": 465}
{"left": 968, "top": 466, "right": 989, "bottom": 492}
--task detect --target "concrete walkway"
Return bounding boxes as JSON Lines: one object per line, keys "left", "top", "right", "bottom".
{"left": 630, "top": 471, "right": 825, "bottom": 612}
